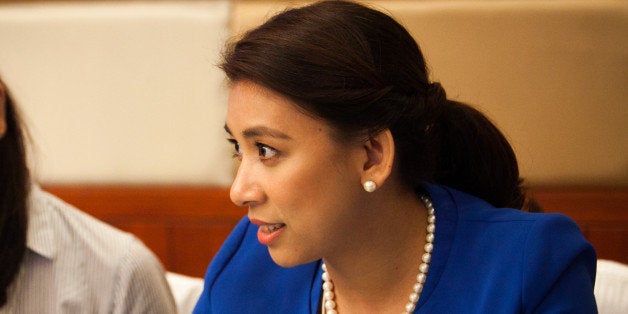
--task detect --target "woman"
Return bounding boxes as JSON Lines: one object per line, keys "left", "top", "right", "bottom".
{"left": 0, "top": 77, "right": 176, "bottom": 313}
{"left": 194, "top": 1, "right": 597, "bottom": 313}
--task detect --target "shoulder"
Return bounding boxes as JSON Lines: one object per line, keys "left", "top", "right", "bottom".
{"left": 428, "top": 183, "right": 589, "bottom": 233}
{"left": 32, "top": 187, "right": 139, "bottom": 260}
{"left": 30, "top": 187, "right": 176, "bottom": 313}
{"left": 111, "top": 237, "right": 176, "bottom": 314}
{"left": 519, "top": 212, "right": 597, "bottom": 306}
{"left": 425, "top": 184, "right": 597, "bottom": 312}
{"left": 434, "top": 183, "right": 594, "bottom": 262}
{"left": 33, "top": 186, "right": 169, "bottom": 273}
{"left": 195, "top": 216, "right": 320, "bottom": 313}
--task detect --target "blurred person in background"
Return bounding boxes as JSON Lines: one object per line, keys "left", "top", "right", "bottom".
{"left": 0, "top": 76, "right": 176, "bottom": 313}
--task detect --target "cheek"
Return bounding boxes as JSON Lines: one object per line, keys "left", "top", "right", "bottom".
{"left": 267, "top": 161, "right": 326, "bottom": 207}
{"left": 272, "top": 149, "right": 362, "bottom": 222}
{"left": 281, "top": 147, "right": 357, "bottom": 198}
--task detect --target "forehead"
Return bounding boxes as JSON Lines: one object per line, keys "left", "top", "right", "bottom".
{"left": 226, "top": 81, "right": 329, "bottom": 137}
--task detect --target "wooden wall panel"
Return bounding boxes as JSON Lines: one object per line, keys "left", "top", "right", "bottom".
{"left": 43, "top": 185, "right": 628, "bottom": 278}
{"left": 170, "top": 223, "right": 239, "bottom": 277}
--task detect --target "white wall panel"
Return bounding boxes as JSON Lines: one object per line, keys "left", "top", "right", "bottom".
{"left": 0, "top": 1, "right": 234, "bottom": 185}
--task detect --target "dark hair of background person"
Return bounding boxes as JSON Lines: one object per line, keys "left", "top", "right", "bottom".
{"left": 220, "top": 0, "right": 541, "bottom": 212}
{"left": 0, "top": 77, "right": 30, "bottom": 307}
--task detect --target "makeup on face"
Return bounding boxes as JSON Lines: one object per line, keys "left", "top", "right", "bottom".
{"left": 225, "top": 80, "right": 366, "bottom": 267}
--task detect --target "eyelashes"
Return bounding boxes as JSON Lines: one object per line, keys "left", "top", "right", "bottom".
{"left": 257, "top": 144, "right": 278, "bottom": 159}
{"left": 227, "top": 139, "right": 241, "bottom": 160}
{"left": 227, "top": 139, "right": 278, "bottom": 160}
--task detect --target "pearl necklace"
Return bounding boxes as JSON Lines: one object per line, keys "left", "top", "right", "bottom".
{"left": 321, "top": 195, "right": 436, "bottom": 314}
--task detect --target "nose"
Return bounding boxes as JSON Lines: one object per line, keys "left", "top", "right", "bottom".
{"left": 230, "top": 161, "right": 265, "bottom": 207}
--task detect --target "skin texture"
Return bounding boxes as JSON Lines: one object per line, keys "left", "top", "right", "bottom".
{"left": 226, "top": 80, "right": 367, "bottom": 267}
{"left": 225, "top": 80, "right": 429, "bottom": 313}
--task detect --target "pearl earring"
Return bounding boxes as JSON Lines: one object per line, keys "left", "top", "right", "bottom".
{"left": 363, "top": 180, "right": 377, "bottom": 192}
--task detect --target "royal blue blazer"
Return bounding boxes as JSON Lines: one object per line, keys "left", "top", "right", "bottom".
{"left": 194, "top": 184, "right": 597, "bottom": 313}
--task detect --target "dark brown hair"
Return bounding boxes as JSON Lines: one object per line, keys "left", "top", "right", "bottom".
{"left": 0, "top": 77, "right": 29, "bottom": 307}
{"left": 221, "top": 0, "right": 534, "bottom": 210}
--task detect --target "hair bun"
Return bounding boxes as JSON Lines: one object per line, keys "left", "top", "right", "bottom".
{"left": 427, "top": 82, "right": 447, "bottom": 106}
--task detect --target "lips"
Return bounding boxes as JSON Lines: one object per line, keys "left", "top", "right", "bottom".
{"left": 260, "top": 223, "right": 285, "bottom": 233}
{"left": 250, "top": 218, "right": 286, "bottom": 246}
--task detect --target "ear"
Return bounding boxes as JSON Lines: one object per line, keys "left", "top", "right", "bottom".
{"left": 361, "top": 129, "right": 395, "bottom": 190}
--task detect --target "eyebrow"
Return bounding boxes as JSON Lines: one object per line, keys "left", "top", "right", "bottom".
{"left": 224, "top": 124, "right": 292, "bottom": 140}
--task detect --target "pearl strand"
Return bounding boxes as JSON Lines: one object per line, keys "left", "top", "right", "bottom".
{"left": 321, "top": 195, "right": 436, "bottom": 314}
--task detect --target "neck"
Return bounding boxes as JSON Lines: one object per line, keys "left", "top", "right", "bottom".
{"left": 322, "top": 189, "right": 430, "bottom": 313}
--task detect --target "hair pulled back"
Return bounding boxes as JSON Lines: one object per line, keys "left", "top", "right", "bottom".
{"left": 221, "top": 0, "right": 529, "bottom": 210}
{"left": 0, "top": 78, "right": 29, "bottom": 307}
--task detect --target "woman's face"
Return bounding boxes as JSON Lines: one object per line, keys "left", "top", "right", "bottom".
{"left": 225, "top": 81, "right": 368, "bottom": 267}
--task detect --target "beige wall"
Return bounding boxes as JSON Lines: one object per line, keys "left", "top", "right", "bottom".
{"left": 1, "top": 0, "right": 626, "bottom": 187}
{"left": 231, "top": 0, "right": 628, "bottom": 187}
{"left": 0, "top": 1, "right": 234, "bottom": 185}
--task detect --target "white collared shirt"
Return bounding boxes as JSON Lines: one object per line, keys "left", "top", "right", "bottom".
{"left": 1, "top": 186, "right": 176, "bottom": 314}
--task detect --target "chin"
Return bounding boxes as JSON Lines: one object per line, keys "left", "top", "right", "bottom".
{"left": 268, "top": 248, "right": 318, "bottom": 268}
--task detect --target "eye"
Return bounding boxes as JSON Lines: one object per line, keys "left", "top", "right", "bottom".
{"left": 227, "top": 139, "right": 241, "bottom": 160}
{"left": 256, "top": 143, "right": 278, "bottom": 160}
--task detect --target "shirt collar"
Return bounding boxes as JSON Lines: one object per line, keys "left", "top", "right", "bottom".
{"left": 26, "top": 185, "right": 57, "bottom": 260}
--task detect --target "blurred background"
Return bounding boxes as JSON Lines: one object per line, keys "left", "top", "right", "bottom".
{"left": 0, "top": 0, "right": 233, "bottom": 185}
{"left": 0, "top": 0, "right": 626, "bottom": 286}
{"left": 0, "top": 0, "right": 626, "bottom": 187}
